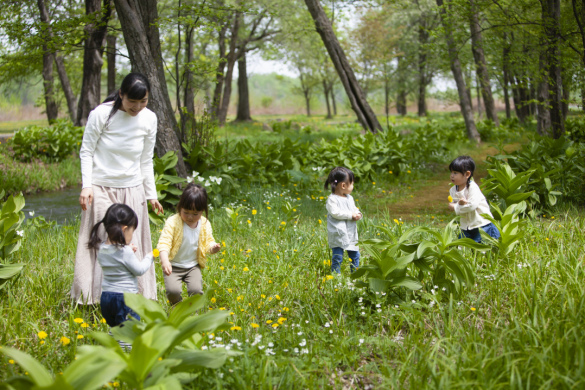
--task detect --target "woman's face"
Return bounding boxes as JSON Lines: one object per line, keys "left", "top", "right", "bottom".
{"left": 119, "top": 91, "right": 149, "bottom": 116}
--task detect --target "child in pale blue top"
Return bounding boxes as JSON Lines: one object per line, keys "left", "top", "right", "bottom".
{"left": 88, "top": 203, "right": 154, "bottom": 328}
{"left": 324, "top": 167, "right": 363, "bottom": 273}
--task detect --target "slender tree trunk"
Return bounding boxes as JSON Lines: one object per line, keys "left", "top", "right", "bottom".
{"left": 502, "top": 34, "right": 512, "bottom": 119}
{"left": 235, "top": 51, "right": 252, "bottom": 121}
{"left": 418, "top": 15, "right": 428, "bottom": 117}
{"left": 384, "top": 78, "right": 390, "bottom": 126}
{"left": 211, "top": 24, "right": 228, "bottom": 119}
{"left": 183, "top": 25, "right": 197, "bottom": 141}
{"left": 304, "top": 0, "right": 381, "bottom": 133}
{"left": 323, "top": 79, "right": 332, "bottom": 119}
{"left": 37, "top": 0, "right": 76, "bottom": 123}
{"left": 476, "top": 74, "right": 482, "bottom": 118}
{"left": 106, "top": 34, "right": 117, "bottom": 95}
{"left": 114, "top": 0, "right": 187, "bottom": 177}
{"left": 571, "top": 0, "right": 585, "bottom": 113}
{"left": 76, "top": 0, "right": 112, "bottom": 126}
{"left": 437, "top": 0, "right": 480, "bottom": 142}
{"left": 397, "top": 55, "right": 407, "bottom": 116}
{"left": 543, "top": 0, "right": 564, "bottom": 138}
{"left": 330, "top": 84, "right": 337, "bottom": 115}
{"left": 529, "top": 80, "right": 537, "bottom": 116}
{"left": 218, "top": 12, "right": 241, "bottom": 126}
{"left": 469, "top": 0, "right": 499, "bottom": 125}
{"left": 41, "top": 49, "right": 59, "bottom": 123}
{"left": 561, "top": 70, "right": 570, "bottom": 119}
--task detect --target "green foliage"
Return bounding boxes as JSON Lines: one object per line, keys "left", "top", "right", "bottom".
{"left": 484, "top": 136, "right": 585, "bottom": 212}
{"left": 354, "top": 220, "right": 490, "bottom": 298}
{"left": 565, "top": 116, "right": 585, "bottom": 143}
{"left": 481, "top": 202, "right": 527, "bottom": 258}
{"left": 0, "top": 292, "right": 238, "bottom": 389}
{"left": 480, "top": 160, "right": 535, "bottom": 211}
{"left": 9, "top": 120, "right": 83, "bottom": 162}
{"left": 0, "top": 190, "right": 25, "bottom": 288}
{"left": 151, "top": 151, "right": 187, "bottom": 224}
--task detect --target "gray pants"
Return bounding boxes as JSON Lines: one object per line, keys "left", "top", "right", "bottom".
{"left": 163, "top": 265, "right": 203, "bottom": 305}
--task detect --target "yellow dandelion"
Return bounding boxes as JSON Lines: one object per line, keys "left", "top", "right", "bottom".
{"left": 60, "top": 337, "right": 71, "bottom": 346}
{"left": 389, "top": 170, "right": 393, "bottom": 174}
{"left": 471, "top": 307, "right": 476, "bottom": 311}
{"left": 251, "top": 323, "right": 259, "bottom": 328}
{"left": 100, "top": 318, "right": 107, "bottom": 324}
{"left": 230, "top": 326, "right": 241, "bottom": 331}
{"left": 220, "top": 266, "right": 225, "bottom": 270}
{"left": 38, "top": 331, "right": 48, "bottom": 339}
{"left": 77, "top": 335, "right": 84, "bottom": 340}
{"left": 267, "top": 206, "right": 272, "bottom": 209}
{"left": 448, "top": 195, "right": 453, "bottom": 202}
{"left": 243, "top": 267, "right": 249, "bottom": 272}
{"left": 211, "top": 297, "right": 217, "bottom": 304}
{"left": 252, "top": 209, "right": 257, "bottom": 215}
{"left": 272, "top": 323, "right": 279, "bottom": 328}
{"left": 281, "top": 221, "right": 286, "bottom": 225}
{"left": 394, "top": 219, "right": 399, "bottom": 224}
{"left": 261, "top": 294, "right": 266, "bottom": 298}
{"left": 277, "top": 317, "right": 287, "bottom": 324}
{"left": 73, "top": 318, "right": 84, "bottom": 324}
{"left": 266, "top": 320, "right": 273, "bottom": 324}
{"left": 275, "top": 295, "right": 281, "bottom": 300}
{"left": 326, "top": 275, "right": 334, "bottom": 280}
{"left": 9, "top": 359, "right": 14, "bottom": 364}
{"left": 222, "top": 241, "right": 226, "bottom": 247}
{"left": 372, "top": 182, "right": 376, "bottom": 185}
{"left": 81, "top": 323, "right": 89, "bottom": 328}
{"left": 407, "top": 170, "right": 411, "bottom": 173}
{"left": 153, "top": 249, "right": 160, "bottom": 257}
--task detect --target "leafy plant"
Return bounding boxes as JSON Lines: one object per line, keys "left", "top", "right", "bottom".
{"left": 481, "top": 202, "right": 527, "bottom": 258}
{"left": 150, "top": 151, "right": 186, "bottom": 224}
{"left": 0, "top": 292, "right": 238, "bottom": 389}
{"left": 480, "top": 160, "right": 535, "bottom": 211}
{"left": 0, "top": 190, "right": 25, "bottom": 288}
{"left": 225, "top": 206, "right": 245, "bottom": 232}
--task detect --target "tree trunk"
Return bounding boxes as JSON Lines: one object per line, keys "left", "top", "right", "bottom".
{"left": 218, "top": 12, "right": 241, "bottom": 126}
{"left": 396, "top": 90, "right": 407, "bottom": 116}
{"left": 323, "top": 79, "right": 332, "bottom": 119}
{"left": 41, "top": 49, "right": 59, "bottom": 123}
{"left": 211, "top": 24, "right": 228, "bottom": 119}
{"left": 106, "top": 34, "right": 117, "bottom": 95}
{"left": 330, "top": 84, "right": 337, "bottom": 115}
{"left": 502, "top": 34, "right": 512, "bottom": 119}
{"left": 384, "top": 78, "right": 390, "bottom": 127}
{"left": 114, "top": 0, "right": 187, "bottom": 177}
{"left": 235, "top": 51, "right": 252, "bottom": 121}
{"left": 543, "top": 0, "right": 564, "bottom": 138}
{"left": 397, "top": 55, "right": 407, "bottom": 116}
{"left": 37, "top": 0, "right": 76, "bottom": 123}
{"left": 469, "top": 0, "right": 499, "bottom": 125}
{"left": 476, "top": 74, "right": 482, "bottom": 118}
{"left": 304, "top": 0, "right": 381, "bottom": 133}
{"left": 77, "top": 0, "right": 113, "bottom": 127}
{"left": 183, "top": 25, "right": 197, "bottom": 141}
{"left": 418, "top": 15, "right": 428, "bottom": 117}
{"left": 437, "top": 0, "right": 480, "bottom": 142}
{"left": 561, "top": 70, "right": 570, "bottom": 119}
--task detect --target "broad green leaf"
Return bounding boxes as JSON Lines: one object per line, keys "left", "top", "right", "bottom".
{"left": 169, "top": 348, "right": 233, "bottom": 370}
{"left": 368, "top": 278, "right": 389, "bottom": 292}
{"left": 389, "top": 276, "right": 422, "bottom": 290}
{"left": 128, "top": 325, "right": 180, "bottom": 382}
{"left": 64, "top": 347, "right": 126, "bottom": 390}
{"left": 124, "top": 293, "right": 167, "bottom": 322}
{"left": 0, "top": 263, "right": 23, "bottom": 280}
{"left": 168, "top": 292, "right": 208, "bottom": 326}
{"left": 0, "top": 346, "right": 53, "bottom": 386}
{"left": 174, "top": 311, "right": 230, "bottom": 345}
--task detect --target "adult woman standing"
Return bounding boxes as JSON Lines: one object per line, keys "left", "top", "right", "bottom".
{"left": 71, "top": 72, "right": 163, "bottom": 304}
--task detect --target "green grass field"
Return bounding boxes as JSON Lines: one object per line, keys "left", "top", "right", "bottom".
{"left": 1, "top": 114, "right": 584, "bottom": 389}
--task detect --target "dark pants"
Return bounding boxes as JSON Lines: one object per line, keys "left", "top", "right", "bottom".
{"left": 331, "top": 247, "right": 360, "bottom": 273}
{"left": 100, "top": 291, "right": 140, "bottom": 327}
{"left": 461, "top": 222, "right": 500, "bottom": 243}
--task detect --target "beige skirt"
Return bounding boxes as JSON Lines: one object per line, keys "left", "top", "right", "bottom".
{"left": 70, "top": 184, "right": 157, "bottom": 304}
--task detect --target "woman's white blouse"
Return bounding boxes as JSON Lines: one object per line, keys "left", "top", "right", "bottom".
{"left": 79, "top": 103, "right": 158, "bottom": 199}
{"left": 326, "top": 194, "right": 360, "bottom": 250}
{"left": 449, "top": 181, "right": 493, "bottom": 230}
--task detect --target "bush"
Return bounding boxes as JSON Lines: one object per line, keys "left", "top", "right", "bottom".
{"left": 10, "top": 119, "right": 83, "bottom": 162}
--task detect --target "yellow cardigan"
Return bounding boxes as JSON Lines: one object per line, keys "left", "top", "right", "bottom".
{"left": 156, "top": 214, "right": 216, "bottom": 269}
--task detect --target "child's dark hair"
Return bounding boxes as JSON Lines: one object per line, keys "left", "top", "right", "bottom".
{"left": 103, "top": 72, "right": 150, "bottom": 123}
{"left": 449, "top": 155, "right": 475, "bottom": 188}
{"left": 177, "top": 184, "right": 209, "bottom": 218}
{"left": 88, "top": 203, "right": 138, "bottom": 249}
{"left": 324, "top": 167, "right": 355, "bottom": 193}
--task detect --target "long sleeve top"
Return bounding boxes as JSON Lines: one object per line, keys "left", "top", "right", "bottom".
{"left": 156, "top": 214, "right": 216, "bottom": 269}
{"left": 326, "top": 194, "right": 360, "bottom": 250}
{"left": 449, "top": 181, "right": 493, "bottom": 230}
{"left": 97, "top": 244, "right": 154, "bottom": 294}
{"left": 79, "top": 102, "right": 158, "bottom": 199}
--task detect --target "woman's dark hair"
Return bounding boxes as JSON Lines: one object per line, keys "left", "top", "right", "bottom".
{"left": 177, "top": 184, "right": 209, "bottom": 218}
{"left": 88, "top": 203, "right": 139, "bottom": 249}
{"left": 103, "top": 72, "right": 151, "bottom": 123}
{"left": 324, "top": 166, "right": 355, "bottom": 193}
{"left": 449, "top": 155, "right": 475, "bottom": 188}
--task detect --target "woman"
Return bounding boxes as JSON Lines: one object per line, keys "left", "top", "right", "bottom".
{"left": 71, "top": 72, "right": 163, "bottom": 304}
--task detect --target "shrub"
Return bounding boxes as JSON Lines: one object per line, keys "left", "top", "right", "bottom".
{"left": 10, "top": 119, "right": 83, "bottom": 162}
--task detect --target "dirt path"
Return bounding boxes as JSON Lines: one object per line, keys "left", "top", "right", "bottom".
{"left": 383, "top": 144, "right": 519, "bottom": 219}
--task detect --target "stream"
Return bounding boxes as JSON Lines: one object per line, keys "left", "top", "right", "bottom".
{"left": 23, "top": 187, "right": 81, "bottom": 224}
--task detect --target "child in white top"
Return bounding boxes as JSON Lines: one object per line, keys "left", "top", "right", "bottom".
{"left": 324, "top": 167, "right": 363, "bottom": 273}
{"left": 448, "top": 156, "right": 500, "bottom": 243}
{"left": 87, "top": 203, "right": 155, "bottom": 328}
{"left": 157, "top": 184, "right": 221, "bottom": 305}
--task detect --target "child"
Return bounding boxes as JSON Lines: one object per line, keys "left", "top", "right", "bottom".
{"left": 87, "top": 203, "right": 155, "bottom": 328}
{"left": 448, "top": 156, "right": 500, "bottom": 243}
{"left": 157, "top": 184, "right": 221, "bottom": 305}
{"left": 324, "top": 167, "right": 363, "bottom": 274}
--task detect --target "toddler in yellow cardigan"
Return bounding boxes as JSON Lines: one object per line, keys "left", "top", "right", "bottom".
{"left": 156, "top": 184, "right": 221, "bottom": 305}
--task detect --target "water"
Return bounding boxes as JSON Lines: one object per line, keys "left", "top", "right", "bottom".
{"left": 23, "top": 187, "right": 81, "bottom": 225}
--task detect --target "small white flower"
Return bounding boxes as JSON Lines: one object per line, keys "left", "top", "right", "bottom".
{"left": 329, "top": 330, "right": 333, "bottom": 334}
{"left": 442, "top": 287, "right": 447, "bottom": 291}
{"left": 294, "top": 348, "right": 299, "bottom": 353}
{"left": 205, "top": 180, "right": 211, "bottom": 186}
{"left": 258, "top": 345, "right": 265, "bottom": 350}
{"left": 202, "top": 345, "right": 208, "bottom": 350}
{"left": 359, "top": 339, "right": 364, "bottom": 344}
{"left": 324, "top": 322, "right": 330, "bottom": 328}
{"left": 187, "top": 176, "right": 193, "bottom": 183}
{"left": 268, "top": 342, "right": 274, "bottom": 347}
{"left": 377, "top": 309, "right": 382, "bottom": 313}
{"left": 29, "top": 211, "right": 34, "bottom": 217}
{"left": 299, "top": 339, "right": 306, "bottom": 347}
{"left": 375, "top": 304, "right": 381, "bottom": 308}
{"left": 297, "top": 331, "right": 303, "bottom": 336}
{"left": 218, "top": 373, "right": 224, "bottom": 379}
{"left": 361, "top": 312, "right": 366, "bottom": 315}
{"left": 16, "top": 230, "right": 24, "bottom": 237}
{"left": 412, "top": 300, "right": 416, "bottom": 304}
{"left": 301, "top": 348, "right": 309, "bottom": 354}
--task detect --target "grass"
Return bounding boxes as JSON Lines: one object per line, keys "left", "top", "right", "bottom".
{"left": 0, "top": 119, "right": 48, "bottom": 134}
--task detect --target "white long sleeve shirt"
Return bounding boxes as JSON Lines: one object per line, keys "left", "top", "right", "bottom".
{"left": 450, "top": 181, "right": 493, "bottom": 230}
{"left": 97, "top": 244, "right": 154, "bottom": 293}
{"left": 326, "top": 194, "right": 360, "bottom": 250}
{"left": 79, "top": 103, "right": 158, "bottom": 199}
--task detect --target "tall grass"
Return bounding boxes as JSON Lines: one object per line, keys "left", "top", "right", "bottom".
{"left": 1, "top": 181, "right": 584, "bottom": 388}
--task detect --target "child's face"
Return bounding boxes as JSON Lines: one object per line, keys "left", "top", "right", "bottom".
{"left": 122, "top": 226, "right": 135, "bottom": 245}
{"left": 450, "top": 170, "right": 471, "bottom": 187}
{"left": 180, "top": 208, "right": 203, "bottom": 228}
{"left": 336, "top": 179, "right": 354, "bottom": 195}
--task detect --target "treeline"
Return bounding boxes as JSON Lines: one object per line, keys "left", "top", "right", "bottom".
{"left": 0, "top": 0, "right": 583, "bottom": 171}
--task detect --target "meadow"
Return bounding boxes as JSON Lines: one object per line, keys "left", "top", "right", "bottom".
{"left": 1, "top": 114, "right": 585, "bottom": 389}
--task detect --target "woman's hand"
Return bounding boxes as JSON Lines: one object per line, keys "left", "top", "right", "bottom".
{"left": 149, "top": 199, "right": 164, "bottom": 215}
{"left": 209, "top": 242, "right": 221, "bottom": 254}
{"left": 79, "top": 188, "right": 93, "bottom": 211}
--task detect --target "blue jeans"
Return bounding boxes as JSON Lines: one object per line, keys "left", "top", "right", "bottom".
{"left": 100, "top": 291, "right": 140, "bottom": 327}
{"left": 331, "top": 247, "right": 360, "bottom": 273}
{"left": 461, "top": 222, "right": 500, "bottom": 243}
